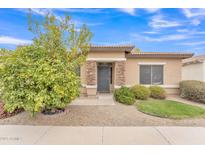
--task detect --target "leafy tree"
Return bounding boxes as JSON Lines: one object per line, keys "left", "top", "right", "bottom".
{"left": 133, "top": 48, "right": 141, "bottom": 52}
{"left": 0, "top": 11, "right": 92, "bottom": 116}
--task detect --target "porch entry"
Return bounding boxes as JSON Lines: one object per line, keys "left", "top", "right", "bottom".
{"left": 97, "top": 63, "right": 112, "bottom": 93}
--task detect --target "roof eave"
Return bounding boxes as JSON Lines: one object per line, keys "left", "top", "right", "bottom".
{"left": 90, "top": 45, "right": 135, "bottom": 52}
{"left": 183, "top": 59, "right": 205, "bottom": 66}
{"left": 126, "top": 53, "right": 194, "bottom": 59}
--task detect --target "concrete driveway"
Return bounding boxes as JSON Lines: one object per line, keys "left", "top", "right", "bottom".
{"left": 1, "top": 125, "right": 205, "bottom": 145}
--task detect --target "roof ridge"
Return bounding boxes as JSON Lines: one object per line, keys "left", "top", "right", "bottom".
{"left": 127, "top": 52, "right": 193, "bottom": 59}
{"left": 90, "top": 44, "right": 135, "bottom": 48}
{"left": 131, "top": 52, "right": 194, "bottom": 55}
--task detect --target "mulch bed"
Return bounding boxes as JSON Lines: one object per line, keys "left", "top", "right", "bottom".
{"left": 0, "top": 102, "right": 23, "bottom": 119}
{"left": 0, "top": 101, "right": 69, "bottom": 120}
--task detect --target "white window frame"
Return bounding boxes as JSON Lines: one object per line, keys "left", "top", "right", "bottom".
{"left": 139, "top": 63, "right": 165, "bottom": 85}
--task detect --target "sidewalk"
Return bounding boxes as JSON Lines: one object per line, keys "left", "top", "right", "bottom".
{"left": 0, "top": 125, "right": 205, "bottom": 145}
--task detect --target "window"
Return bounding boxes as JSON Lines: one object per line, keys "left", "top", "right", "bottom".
{"left": 140, "top": 65, "right": 151, "bottom": 84}
{"left": 140, "top": 65, "right": 163, "bottom": 85}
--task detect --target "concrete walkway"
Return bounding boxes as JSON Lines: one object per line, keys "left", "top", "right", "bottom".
{"left": 1, "top": 125, "right": 205, "bottom": 145}
{"left": 71, "top": 94, "right": 115, "bottom": 105}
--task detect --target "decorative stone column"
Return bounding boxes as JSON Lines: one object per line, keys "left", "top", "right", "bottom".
{"left": 115, "top": 61, "right": 125, "bottom": 87}
{"left": 86, "top": 61, "right": 97, "bottom": 85}
{"left": 86, "top": 61, "right": 97, "bottom": 96}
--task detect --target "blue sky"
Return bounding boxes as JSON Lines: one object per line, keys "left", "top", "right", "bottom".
{"left": 0, "top": 8, "right": 205, "bottom": 55}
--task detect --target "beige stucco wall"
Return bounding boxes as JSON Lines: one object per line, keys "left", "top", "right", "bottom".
{"left": 80, "top": 50, "right": 183, "bottom": 95}
{"left": 125, "top": 58, "right": 182, "bottom": 86}
{"left": 80, "top": 50, "right": 126, "bottom": 95}
{"left": 87, "top": 51, "right": 125, "bottom": 58}
{"left": 80, "top": 62, "right": 87, "bottom": 95}
{"left": 80, "top": 64, "right": 87, "bottom": 85}
{"left": 81, "top": 50, "right": 126, "bottom": 85}
{"left": 125, "top": 58, "right": 182, "bottom": 94}
{"left": 182, "top": 62, "right": 205, "bottom": 82}
{"left": 204, "top": 62, "right": 205, "bottom": 81}
{"left": 165, "top": 88, "right": 180, "bottom": 95}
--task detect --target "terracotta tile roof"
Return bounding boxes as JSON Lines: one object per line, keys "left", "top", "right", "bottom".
{"left": 126, "top": 52, "right": 194, "bottom": 59}
{"left": 182, "top": 55, "right": 205, "bottom": 65}
{"left": 89, "top": 44, "right": 194, "bottom": 59}
{"left": 90, "top": 44, "right": 135, "bottom": 52}
{"left": 91, "top": 44, "right": 134, "bottom": 48}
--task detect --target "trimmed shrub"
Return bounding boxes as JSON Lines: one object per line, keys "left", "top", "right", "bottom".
{"left": 131, "top": 85, "right": 150, "bottom": 100}
{"left": 0, "top": 46, "right": 81, "bottom": 116}
{"left": 114, "top": 87, "right": 135, "bottom": 105}
{"left": 150, "top": 86, "right": 166, "bottom": 99}
{"left": 0, "top": 14, "right": 92, "bottom": 117}
{"left": 180, "top": 80, "right": 205, "bottom": 103}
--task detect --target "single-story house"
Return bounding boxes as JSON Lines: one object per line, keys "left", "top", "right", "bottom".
{"left": 182, "top": 55, "right": 205, "bottom": 82}
{"left": 80, "top": 45, "right": 193, "bottom": 96}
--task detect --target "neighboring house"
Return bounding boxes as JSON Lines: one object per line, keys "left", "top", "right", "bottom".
{"left": 80, "top": 45, "right": 193, "bottom": 96}
{"left": 182, "top": 55, "right": 205, "bottom": 82}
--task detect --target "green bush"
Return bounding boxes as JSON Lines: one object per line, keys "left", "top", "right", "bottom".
{"left": 131, "top": 85, "right": 150, "bottom": 100}
{"left": 0, "top": 14, "right": 92, "bottom": 116}
{"left": 180, "top": 80, "right": 205, "bottom": 103}
{"left": 114, "top": 87, "right": 135, "bottom": 105}
{"left": 0, "top": 46, "right": 81, "bottom": 116}
{"left": 149, "top": 86, "right": 166, "bottom": 99}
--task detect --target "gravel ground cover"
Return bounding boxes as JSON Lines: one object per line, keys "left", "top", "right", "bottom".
{"left": 1, "top": 102, "right": 205, "bottom": 126}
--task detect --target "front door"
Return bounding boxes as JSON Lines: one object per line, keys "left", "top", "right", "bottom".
{"left": 97, "top": 64, "right": 111, "bottom": 92}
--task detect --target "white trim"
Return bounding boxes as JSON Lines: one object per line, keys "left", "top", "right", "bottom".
{"left": 138, "top": 62, "right": 166, "bottom": 65}
{"left": 81, "top": 84, "right": 86, "bottom": 88}
{"left": 86, "top": 58, "right": 126, "bottom": 62}
{"left": 86, "top": 85, "right": 97, "bottom": 88}
{"left": 160, "top": 85, "right": 179, "bottom": 88}
{"left": 114, "top": 85, "right": 121, "bottom": 89}
{"left": 82, "top": 84, "right": 97, "bottom": 88}
{"left": 84, "top": 84, "right": 179, "bottom": 89}
{"left": 138, "top": 64, "right": 165, "bottom": 85}
{"left": 114, "top": 84, "right": 179, "bottom": 89}
{"left": 143, "top": 84, "right": 179, "bottom": 88}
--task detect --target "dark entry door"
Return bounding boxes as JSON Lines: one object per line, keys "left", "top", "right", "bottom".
{"left": 97, "top": 64, "right": 111, "bottom": 92}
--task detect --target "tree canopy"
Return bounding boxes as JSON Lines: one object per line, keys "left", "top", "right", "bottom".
{"left": 0, "top": 12, "right": 92, "bottom": 116}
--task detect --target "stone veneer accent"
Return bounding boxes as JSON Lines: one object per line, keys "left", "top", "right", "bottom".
{"left": 115, "top": 61, "right": 125, "bottom": 86}
{"left": 86, "top": 61, "right": 97, "bottom": 85}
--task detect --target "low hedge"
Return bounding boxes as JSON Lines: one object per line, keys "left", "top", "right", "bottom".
{"left": 180, "top": 80, "right": 205, "bottom": 103}
{"left": 131, "top": 85, "right": 150, "bottom": 100}
{"left": 114, "top": 87, "right": 135, "bottom": 105}
{"left": 150, "top": 86, "right": 166, "bottom": 99}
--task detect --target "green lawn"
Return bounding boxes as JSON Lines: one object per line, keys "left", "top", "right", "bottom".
{"left": 136, "top": 99, "right": 205, "bottom": 119}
